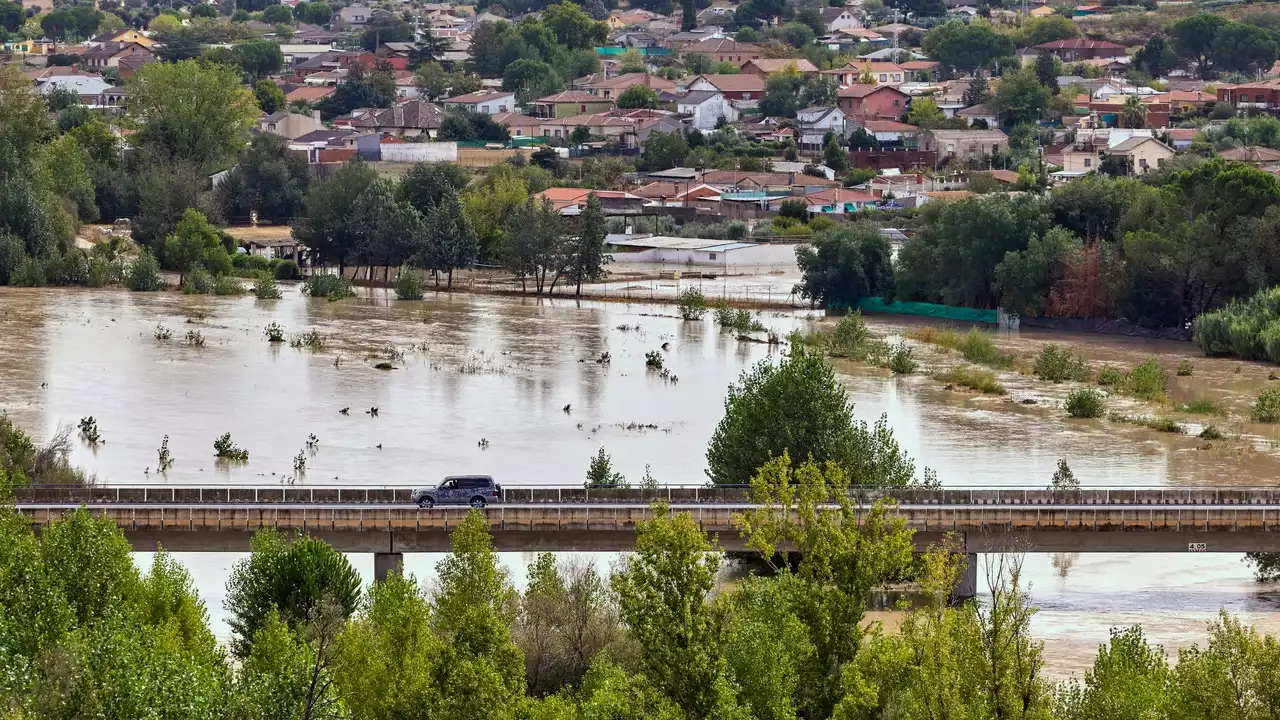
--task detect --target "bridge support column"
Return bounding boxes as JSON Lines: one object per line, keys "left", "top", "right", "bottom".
{"left": 952, "top": 553, "right": 978, "bottom": 605}
{"left": 374, "top": 552, "right": 403, "bottom": 582}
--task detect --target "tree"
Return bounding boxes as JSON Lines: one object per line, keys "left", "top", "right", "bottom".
{"left": 461, "top": 164, "right": 529, "bottom": 261}
{"left": 360, "top": 13, "right": 414, "bottom": 51}
{"left": 224, "top": 531, "right": 362, "bottom": 659}
{"left": 351, "top": 179, "right": 428, "bottom": 268}
{"left": 1133, "top": 35, "right": 1172, "bottom": 79}
{"left": 431, "top": 510, "right": 526, "bottom": 720}
{"left": 414, "top": 63, "right": 482, "bottom": 101}
{"left": 423, "top": 188, "right": 478, "bottom": 287}
{"left": 794, "top": 223, "right": 895, "bottom": 309}
{"left": 707, "top": 346, "right": 919, "bottom": 486}
{"left": 502, "top": 197, "right": 568, "bottom": 293}
{"left": 964, "top": 72, "right": 990, "bottom": 107}
{"left": 616, "top": 84, "right": 660, "bottom": 109}
{"left": 1166, "top": 611, "right": 1280, "bottom": 719}
{"left": 39, "top": 134, "right": 97, "bottom": 224}
{"left": 162, "top": 208, "right": 232, "bottom": 281}
{"left": 640, "top": 131, "right": 689, "bottom": 171}
{"left": 217, "top": 133, "right": 311, "bottom": 224}
{"left": 254, "top": 79, "right": 286, "bottom": 114}
{"left": 232, "top": 607, "right": 346, "bottom": 720}
{"left": 907, "top": 96, "right": 946, "bottom": 129}
{"left": 760, "top": 68, "right": 805, "bottom": 118}
{"left": 1120, "top": 93, "right": 1147, "bottom": 129}
{"left": 262, "top": 3, "right": 293, "bottom": 23}
{"left": 125, "top": 59, "right": 257, "bottom": 171}
{"left": 439, "top": 107, "right": 512, "bottom": 142}
{"left": 295, "top": 1, "right": 332, "bottom": 25}
{"left": 612, "top": 505, "right": 742, "bottom": 719}
{"left": 542, "top": 0, "right": 608, "bottom": 49}
{"left": 1056, "top": 626, "right": 1169, "bottom": 720}
{"left": 235, "top": 39, "right": 285, "bottom": 79}
{"left": 1170, "top": 13, "right": 1227, "bottom": 79}
{"left": 318, "top": 60, "right": 397, "bottom": 118}
{"left": 518, "top": 554, "right": 621, "bottom": 696}
{"left": 923, "top": 21, "right": 1016, "bottom": 75}
{"left": 991, "top": 68, "right": 1050, "bottom": 126}
{"left": 1211, "top": 22, "right": 1278, "bottom": 75}
{"left": 566, "top": 192, "right": 608, "bottom": 295}
{"left": 0, "top": 0, "right": 21, "bottom": 33}
{"left": 398, "top": 161, "right": 469, "bottom": 215}
{"left": 503, "top": 58, "right": 564, "bottom": 104}
{"left": 994, "top": 226, "right": 1081, "bottom": 316}
{"left": 1035, "top": 51, "right": 1058, "bottom": 93}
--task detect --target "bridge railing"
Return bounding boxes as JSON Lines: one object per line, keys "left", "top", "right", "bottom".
{"left": 13, "top": 485, "right": 1280, "bottom": 506}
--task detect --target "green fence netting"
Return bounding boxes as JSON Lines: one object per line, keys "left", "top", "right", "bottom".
{"left": 840, "top": 297, "right": 998, "bottom": 324}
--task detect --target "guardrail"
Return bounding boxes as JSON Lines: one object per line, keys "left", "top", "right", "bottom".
{"left": 15, "top": 485, "right": 1280, "bottom": 506}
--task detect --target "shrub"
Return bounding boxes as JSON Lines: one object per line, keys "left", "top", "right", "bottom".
{"left": 1065, "top": 389, "right": 1105, "bottom": 418}
{"left": 585, "top": 446, "right": 626, "bottom": 487}
{"left": 1193, "top": 287, "right": 1280, "bottom": 362}
{"left": 1125, "top": 359, "right": 1168, "bottom": 402}
{"left": 125, "top": 249, "right": 163, "bottom": 292}
{"left": 936, "top": 366, "right": 1005, "bottom": 394}
{"left": 11, "top": 255, "right": 46, "bottom": 287}
{"left": 645, "top": 350, "right": 664, "bottom": 369}
{"left": 185, "top": 330, "right": 205, "bottom": 347}
{"left": 289, "top": 330, "right": 325, "bottom": 350}
{"left": 213, "top": 432, "right": 249, "bottom": 462}
{"left": 254, "top": 273, "right": 282, "bottom": 299}
{"left": 1253, "top": 386, "right": 1280, "bottom": 423}
{"left": 303, "top": 274, "right": 355, "bottom": 301}
{"left": 213, "top": 275, "right": 245, "bottom": 296}
{"left": 1176, "top": 397, "right": 1223, "bottom": 415}
{"left": 904, "top": 325, "right": 962, "bottom": 350}
{"left": 1200, "top": 424, "right": 1224, "bottom": 440}
{"left": 273, "top": 259, "right": 300, "bottom": 280}
{"left": 394, "top": 265, "right": 425, "bottom": 300}
{"left": 960, "top": 328, "right": 1012, "bottom": 368}
{"left": 87, "top": 256, "right": 123, "bottom": 287}
{"left": 888, "top": 342, "right": 917, "bottom": 374}
{"left": 831, "top": 312, "right": 871, "bottom": 356}
{"left": 182, "top": 265, "right": 215, "bottom": 294}
{"left": 1033, "top": 344, "right": 1090, "bottom": 383}
{"left": 1097, "top": 366, "right": 1125, "bottom": 387}
{"left": 1050, "top": 458, "right": 1078, "bottom": 489}
{"left": 264, "top": 322, "right": 285, "bottom": 342}
{"left": 1177, "top": 360, "right": 1195, "bottom": 376}
{"left": 678, "top": 287, "right": 707, "bottom": 320}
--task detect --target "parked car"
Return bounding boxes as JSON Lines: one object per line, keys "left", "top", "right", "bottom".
{"left": 412, "top": 476, "right": 501, "bottom": 508}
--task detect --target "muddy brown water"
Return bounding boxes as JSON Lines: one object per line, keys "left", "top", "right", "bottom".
{"left": 5, "top": 286, "right": 1280, "bottom": 678}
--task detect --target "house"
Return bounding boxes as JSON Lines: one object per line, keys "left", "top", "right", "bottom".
{"left": 259, "top": 110, "right": 326, "bottom": 140}
{"left": 378, "top": 42, "right": 416, "bottom": 71}
{"left": 1106, "top": 136, "right": 1174, "bottom": 174}
{"left": 293, "top": 23, "right": 341, "bottom": 44}
{"left": 687, "top": 74, "right": 767, "bottom": 105}
{"left": 900, "top": 60, "right": 941, "bottom": 81}
{"left": 293, "top": 51, "right": 377, "bottom": 79}
{"left": 37, "top": 75, "right": 124, "bottom": 109}
{"left": 1218, "top": 145, "right": 1280, "bottom": 164}
{"left": 1033, "top": 38, "right": 1127, "bottom": 61}
{"left": 701, "top": 170, "right": 838, "bottom": 192}
{"left": 919, "top": 129, "right": 1009, "bottom": 166}
{"left": 677, "top": 91, "right": 738, "bottom": 130}
{"left": 1166, "top": 128, "right": 1197, "bottom": 152}
{"left": 491, "top": 112, "right": 544, "bottom": 138}
{"left": 1059, "top": 129, "right": 1152, "bottom": 173}
{"left": 804, "top": 187, "right": 879, "bottom": 215}
{"left": 739, "top": 58, "right": 820, "bottom": 76}
{"left": 278, "top": 44, "right": 334, "bottom": 66}
{"left": 335, "top": 4, "right": 374, "bottom": 26}
{"left": 341, "top": 101, "right": 448, "bottom": 139}
{"left": 825, "top": 62, "right": 906, "bottom": 85}
{"left": 676, "top": 38, "right": 764, "bottom": 64}
{"left": 956, "top": 103, "right": 998, "bottom": 128}
{"left": 1143, "top": 90, "right": 1212, "bottom": 117}
{"left": 442, "top": 90, "right": 517, "bottom": 114}
{"left": 533, "top": 188, "right": 646, "bottom": 215}
{"left": 797, "top": 106, "right": 848, "bottom": 149}
{"left": 836, "top": 84, "right": 909, "bottom": 120}
{"left": 1218, "top": 80, "right": 1280, "bottom": 109}
{"left": 861, "top": 119, "right": 919, "bottom": 144}
{"left": 533, "top": 91, "right": 616, "bottom": 119}
{"left": 86, "top": 29, "right": 152, "bottom": 49}
{"left": 80, "top": 42, "right": 154, "bottom": 71}
{"left": 820, "top": 6, "right": 862, "bottom": 32}
{"left": 583, "top": 73, "right": 675, "bottom": 100}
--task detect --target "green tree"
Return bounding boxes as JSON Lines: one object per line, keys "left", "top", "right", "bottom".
{"left": 517, "top": 554, "right": 620, "bottom": 696}
{"left": 235, "top": 39, "right": 286, "bottom": 78}
{"left": 907, "top": 96, "right": 946, "bottom": 129}
{"left": 431, "top": 510, "right": 526, "bottom": 720}
{"left": 964, "top": 71, "right": 991, "bottom": 107}
{"left": 39, "top": 134, "right": 97, "bottom": 224}
{"left": 616, "top": 84, "right": 660, "bottom": 109}
{"left": 502, "top": 196, "right": 568, "bottom": 293}
{"left": 296, "top": 2, "right": 332, "bottom": 25}
{"left": 1170, "top": 13, "right": 1227, "bottom": 79}
{"left": 1120, "top": 93, "right": 1148, "bottom": 129}
{"left": 293, "top": 160, "right": 379, "bottom": 270}
{"left": 760, "top": 68, "right": 805, "bottom": 118}
{"left": 351, "top": 179, "right": 428, "bottom": 268}
{"left": 126, "top": 59, "right": 257, "bottom": 171}
{"left": 1056, "top": 626, "right": 1170, "bottom": 720}
{"left": 1035, "top": 51, "right": 1058, "bottom": 93}
{"left": 566, "top": 192, "right": 608, "bottom": 295}
{"left": 992, "top": 68, "right": 1050, "bottom": 126}
{"left": 1211, "top": 22, "right": 1279, "bottom": 75}
{"left": 794, "top": 222, "right": 895, "bottom": 308}
{"left": 461, "top": 164, "right": 529, "bottom": 262}
{"left": 398, "top": 161, "right": 470, "bottom": 215}
{"left": 612, "top": 504, "right": 744, "bottom": 719}
{"left": 994, "top": 226, "right": 1081, "bottom": 316}
{"left": 39, "top": 507, "right": 141, "bottom": 627}
{"left": 263, "top": 3, "right": 293, "bottom": 23}
{"left": 0, "top": 0, "right": 21, "bottom": 33}
{"left": 217, "top": 133, "right": 312, "bottom": 225}
{"left": 1166, "top": 611, "right": 1280, "bottom": 719}
{"left": 706, "top": 346, "right": 919, "bottom": 486}
{"left": 542, "top": 0, "right": 608, "bottom": 49}
{"left": 318, "top": 60, "right": 397, "bottom": 118}
{"left": 640, "top": 131, "right": 689, "bottom": 170}
{"left": 923, "top": 21, "right": 1016, "bottom": 75}
{"left": 224, "top": 531, "right": 362, "bottom": 659}
{"left": 359, "top": 13, "right": 414, "bottom": 51}
{"left": 1133, "top": 35, "right": 1173, "bottom": 79}
{"left": 162, "top": 208, "right": 232, "bottom": 281}
{"left": 422, "top": 187, "right": 478, "bottom": 287}
{"left": 254, "top": 79, "right": 287, "bottom": 114}
{"left": 232, "top": 608, "right": 346, "bottom": 720}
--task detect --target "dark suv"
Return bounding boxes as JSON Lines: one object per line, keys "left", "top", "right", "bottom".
{"left": 412, "top": 476, "right": 501, "bottom": 508}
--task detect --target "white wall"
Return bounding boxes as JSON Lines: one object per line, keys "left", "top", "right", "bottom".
{"left": 621, "top": 242, "right": 800, "bottom": 267}
{"left": 380, "top": 142, "right": 458, "bottom": 163}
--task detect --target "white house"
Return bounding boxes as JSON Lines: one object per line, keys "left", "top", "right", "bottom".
{"left": 820, "top": 6, "right": 862, "bottom": 32}
{"left": 442, "top": 90, "right": 517, "bottom": 114}
{"left": 956, "top": 103, "right": 998, "bottom": 128}
{"left": 797, "top": 106, "right": 847, "bottom": 149}
{"left": 677, "top": 91, "right": 739, "bottom": 130}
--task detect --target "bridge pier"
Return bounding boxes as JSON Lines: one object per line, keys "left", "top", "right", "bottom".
{"left": 374, "top": 552, "right": 403, "bottom": 582}
{"left": 952, "top": 553, "right": 978, "bottom": 604}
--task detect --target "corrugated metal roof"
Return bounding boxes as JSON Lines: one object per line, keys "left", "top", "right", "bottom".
{"left": 608, "top": 236, "right": 757, "bottom": 251}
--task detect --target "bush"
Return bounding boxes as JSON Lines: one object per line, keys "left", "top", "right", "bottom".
{"left": 645, "top": 350, "right": 664, "bottom": 369}
{"left": 888, "top": 342, "right": 917, "bottom": 374}
{"left": 274, "top": 259, "right": 300, "bottom": 280}
{"left": 677, "top": 287, "right": 707, "bottom": 321}
{"left": 1125, "top": 359, "right": 1167, "bottom": 402}
{"left": 394, "top": 265, "right": 425, "bottom": 300}
{"left": 1033, "top": 343, "right": 1090, "bottom": 383}
{"left": 1177, "top": 360, "right": 1195, "bottom": 376}
{"left": 213, "top": 432, "right": 249, "bottom": 461}
{"left": 960, "top": 328, "right": 1011, "bottom": 368}
{"left": 253, "top": 273, "right": 282, "bottom": 299}
{"left": 303, "top": 273, "right": 355, "bottom": 301}
{"left": 264, "top": 322, "right": 285, "bottom": 342}
{"left": 1065, "top": 389, "right": 1105, "bottom": 418}
{"left": 1097, "top": 366, "right": 1125, "bottom": 387}
{"left": 936, "top": 366, "right": 1005, "bottom": 394}
{"left": 584, "top": 447, "right": 626, "bottom": 487}
{"left": 182, "top": 265, "right": 215, "bottom": 294}
{"left": 1193, "top": 286, "right": 1280, "bottom": 362}
{"left": 905, "top": 325, "right": 962, "bottom": 350}
{"left": 87, "top": 256, "right": 124, "bottom": 288}
{"left": 1176, "top": 397, "right": 1223, "bottom": 415}
{"left": 213, "top": 275, "right": 245, "bottom": 296}
{"left": 11, "top": 255, "right": 46, "bottom": 287}
{"left": 125, "top": 249, "right": 163, "bottom": 291}
{"left": 1253, "top": 386, "right": 1280, "bottom": 423}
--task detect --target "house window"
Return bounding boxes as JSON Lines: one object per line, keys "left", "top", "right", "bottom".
{"left": 1139, "top": 158, "right": 1148, "bottom": 169}
{"left": 709, "top": 252, "right": 717, "bottom": 260}
{"left": 580, "top": 104, "right": 586, "bottom": 112}
{"left": 1259, "top": 94, "right": 1266, "bottom": 103}
{"left": 879, "top": 74, "right": 886, "bottom": 81}
{"left": 1084, "top": 158, "right": 1092, "bottom": 168}
{"left": 893, "top": 99, "right": 900, "bottom": 106}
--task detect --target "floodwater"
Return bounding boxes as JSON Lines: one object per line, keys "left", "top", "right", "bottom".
{"left": 5, "top": 286, "right": 1280, "bottom": 678}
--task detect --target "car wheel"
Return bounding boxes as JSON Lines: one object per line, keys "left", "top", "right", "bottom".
{"left": 418, "top": 497, "right": 434, "bottom": 508}
{"left": 469, "top": 496, "right": 487, "bottom": 508}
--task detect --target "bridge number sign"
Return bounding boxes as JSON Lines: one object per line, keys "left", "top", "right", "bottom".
{"left": 1188, "top": 542, "right": 1207, "bottom": 552}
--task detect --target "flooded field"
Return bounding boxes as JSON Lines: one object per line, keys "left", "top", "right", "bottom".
{"left": 5, "top": 286, "right": 1280, "bottom": 677}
